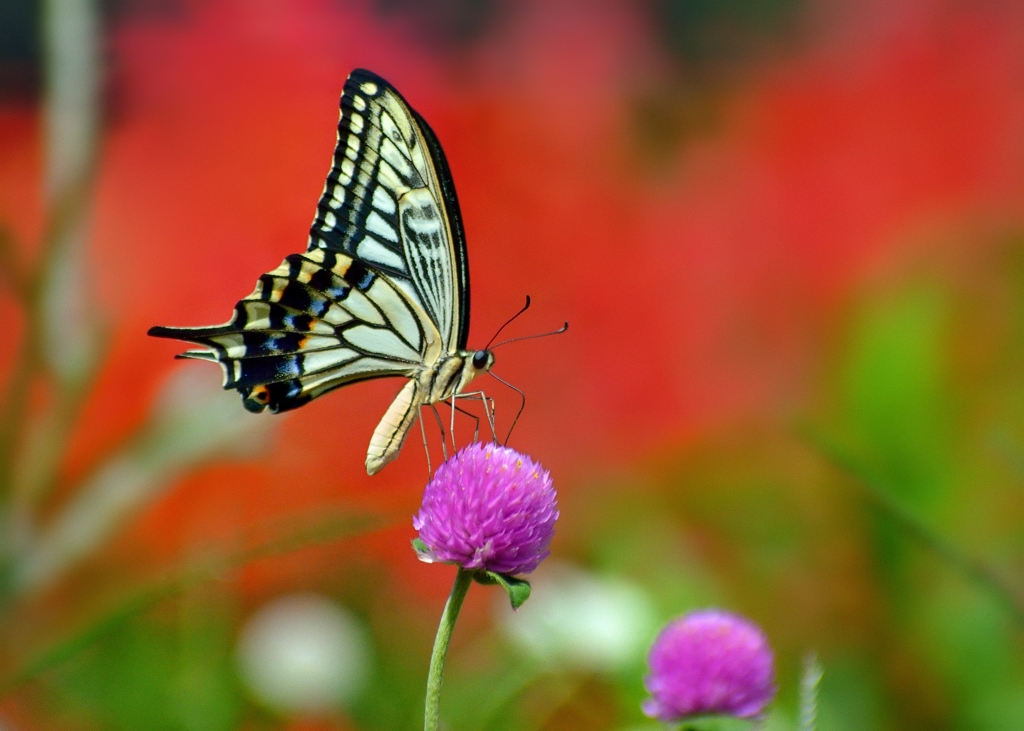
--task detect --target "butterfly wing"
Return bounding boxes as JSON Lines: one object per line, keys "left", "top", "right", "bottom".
{"left": 308, "top": 68, "right": 470, "bottom": 353}
{"left": 149, "top": 248, "right": 440, "bottom": 413}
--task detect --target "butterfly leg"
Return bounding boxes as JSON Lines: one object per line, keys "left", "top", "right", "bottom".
{"left": 418, "top": 407, "right": 432, "bottom": 476}
{"left": 440, "top": 399, "right": 481, "bottom": 444}
{"left": 451, "top": 391, "right": 498, "bottom": 444}
{"left": 449, "top": 392, "right": 459, "bottom": 452}
{"left": 429, "top": 404, "right": 449, "bottom": 461}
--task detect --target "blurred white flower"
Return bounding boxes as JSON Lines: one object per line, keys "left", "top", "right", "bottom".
{"left": 236, "top": 592, "right": 371, "bottom": 715}
{"left": 496, "top": 562, "right": 657, "bottom": 673}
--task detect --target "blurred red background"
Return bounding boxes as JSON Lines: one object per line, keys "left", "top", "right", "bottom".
{"left": 2, "top": 0, "right": 1024, "bottom": 728}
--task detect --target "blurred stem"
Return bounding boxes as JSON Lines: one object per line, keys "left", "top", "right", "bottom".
{"left": 10, "top": 323, "right": 107, "bottom": 497}
{"left": 0, "top": 227, "right": 29, "bottom": 467}
{"left": 0, "top": 163, "right": 102, "bottom": 573}
{"left": 425, "top": 567, "right": 472, "bottom": 731}
{"left": 798, "top": 423, "right": 1024, "bottom": 626}
{"left": 0, "top": 338, "right": 34, "bottom": 502}
{"left": 43, "top": 0, "right": 99, "bottom": 201}
{"left": 798, "top": 653, "right": 822, "bottom": 731}
{"left": 0, "top": 227, "right": 28, "bottom": 298}
{"left": 0, "top": 0, "right": 101, "bottom": 565}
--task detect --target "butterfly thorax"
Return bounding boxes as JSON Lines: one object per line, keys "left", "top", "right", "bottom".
{"left": 422, "top": 349, "right": 494, "bottom": 404}
{"left": 365, "top": 348, "right": 493, "bottom": 474}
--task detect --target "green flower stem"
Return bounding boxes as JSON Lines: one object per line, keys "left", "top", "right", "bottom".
{"left": 425, "top": 566, "right": 473, "bottom": 731}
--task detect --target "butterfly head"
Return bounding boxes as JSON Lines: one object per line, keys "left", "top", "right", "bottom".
{"left": 452, "top": 349, "right": 495, "bottom": 398}
{"left": 471, "top": 349, "right": 495, "bottom": 373}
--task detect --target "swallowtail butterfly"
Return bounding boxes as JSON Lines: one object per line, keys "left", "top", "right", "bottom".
{"left": 149, "top": 69, "right": 495, "bottom": 475}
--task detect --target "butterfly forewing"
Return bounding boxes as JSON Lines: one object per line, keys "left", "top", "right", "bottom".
{"left": 308, "top": 69, "right": 469, "bottom": 352}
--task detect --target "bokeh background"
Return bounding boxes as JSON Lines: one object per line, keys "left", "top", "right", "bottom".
{"left": 1, "top": 0, "right": 1024, "bottom": 728}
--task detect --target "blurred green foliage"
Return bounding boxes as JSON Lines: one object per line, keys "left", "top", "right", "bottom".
{"left": 53, "top": 594, "right": 241, "bottom": 731}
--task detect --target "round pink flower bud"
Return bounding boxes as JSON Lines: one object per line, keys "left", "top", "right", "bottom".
{"left": 413, "top": 443, "right": 558, "bottom": 576}
{"left": 643, "top": 610, "right": 777, "bottom": 722}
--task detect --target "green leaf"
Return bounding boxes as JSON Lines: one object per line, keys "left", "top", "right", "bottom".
{"left": 479, "top": 572, "right": 531, "bottom": 609}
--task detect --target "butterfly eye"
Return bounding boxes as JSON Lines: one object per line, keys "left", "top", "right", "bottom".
{"left": 472, "top": 350, "right": 490, "bottom": 369}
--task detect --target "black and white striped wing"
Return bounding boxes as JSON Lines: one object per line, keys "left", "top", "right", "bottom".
{"left": 307, "top": 68, "right": 470, "bottom": 353}
{"left": 149, "top": 249, "right": 440, "bottom": 413}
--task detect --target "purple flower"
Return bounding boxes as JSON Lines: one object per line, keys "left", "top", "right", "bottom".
{"left": 642, "top": 610, "right": 777, "bottom": 722}
{"left": 412, "top": 443, "right": 558, "bottom": 576}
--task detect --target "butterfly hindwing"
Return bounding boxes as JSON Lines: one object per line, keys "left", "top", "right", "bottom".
{"left": 308, "top": 69, "right": 470, "bottom": 352}
{"left": 149, "top": 248, "right": 439, "bottom": 413}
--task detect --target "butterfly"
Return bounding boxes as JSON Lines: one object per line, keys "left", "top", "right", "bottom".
{"left": 149, "top": 69, "right": 497, "bottom": 475}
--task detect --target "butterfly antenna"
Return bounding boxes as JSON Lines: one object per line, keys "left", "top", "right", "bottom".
{"left": 486, "top": 296, "right": 532, "bottom": 350}
{"left": 488, "top": 371, "right": 526, "bottom": 446}
{"left": 490, "top": 321, "right": 568, "bottom": 350}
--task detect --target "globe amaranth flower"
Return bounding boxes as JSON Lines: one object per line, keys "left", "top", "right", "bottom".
{"left": 642, "top": 610, "right": 777, "bottom": 723}
{"left": 413, "top": 443, "right": 557, "bottom": 576}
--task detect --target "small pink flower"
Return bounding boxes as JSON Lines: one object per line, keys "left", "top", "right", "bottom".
{"left": 643, "top": 610, "right": 777, "bottom": 722}
{"left": 413, "top": 443, "right": 558, "bottom": 576}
